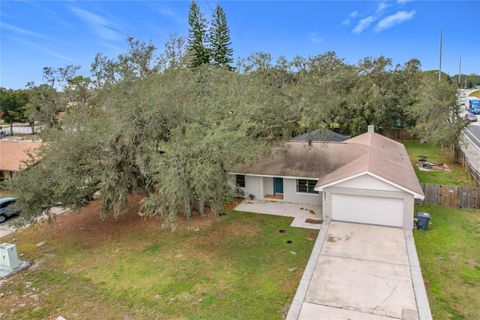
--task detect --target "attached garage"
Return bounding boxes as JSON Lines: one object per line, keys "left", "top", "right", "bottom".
{"left": 318, "top": 173, "right": 421, "bottom": 230}
{"left": 330, "top": 193, "right": 404, "bottom": 228}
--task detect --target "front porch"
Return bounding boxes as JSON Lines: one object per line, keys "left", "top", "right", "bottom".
{"left": 234, "top": 200, "right": 323, "bottom": 230}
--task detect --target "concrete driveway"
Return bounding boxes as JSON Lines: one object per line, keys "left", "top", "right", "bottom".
{"left": 288, "top": 222, "right": 429, "bottom": 320}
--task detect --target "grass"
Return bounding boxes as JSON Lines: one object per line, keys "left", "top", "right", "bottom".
{"left": 403, "top": 140, "right": 474, "bottom": 186}
{"left": 469, "top": 90, "right": 480, "bottom": 99}
{"left": 0, "top": 198, "right": 317, "bottom": 319}
{"left": 414, "top": 206, "right": 480, "bottom": 320}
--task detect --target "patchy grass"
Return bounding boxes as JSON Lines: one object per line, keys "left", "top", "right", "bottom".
{"left": 470, "top": 90, "right": 480, "bottom": 99}
{"left": 403, "top": 140, "right": 474, "bottom": 186}
{"left": 0, "top": 198, "right": 317, "bottom": 319}
{"left": 414, "top": 206, "right": 480, "bottom": 320}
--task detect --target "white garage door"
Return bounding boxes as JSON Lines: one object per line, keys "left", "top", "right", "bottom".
{"left": 331, "top": 193, "right": 404, "bottom": 227}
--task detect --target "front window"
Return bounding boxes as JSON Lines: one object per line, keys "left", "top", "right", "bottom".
{"left": 235, "top": 175, "right": 246, "bottom": 188}
{"left": 296, "top": 179, "right": 318, "bottom": 194}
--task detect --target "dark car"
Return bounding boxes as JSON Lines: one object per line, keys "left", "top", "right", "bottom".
{"left": 0, "top": 197, "right": 20, "bottom": 223}
{"left": 464, "top": 113, "right": 478, "bottom": 122}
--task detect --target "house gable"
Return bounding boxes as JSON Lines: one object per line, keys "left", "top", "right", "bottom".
{"left": 334, "top": 173, "right": 400, "bottom": 192}
{"left": 315, "top": 171, "right": 424, "bottom": 199}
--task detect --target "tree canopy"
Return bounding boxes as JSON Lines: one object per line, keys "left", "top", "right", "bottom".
{"left": 3, "top": 29, "right": 463, "bottom": 229}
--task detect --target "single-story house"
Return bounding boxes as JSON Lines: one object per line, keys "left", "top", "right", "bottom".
{"left": 0, "top": 140, "right": 43, "bottom": 180}
{"left": 230, "top": 125, "right": 424, "bottom": 230}
{"left": 290, "top": 128, "right": 350, "bottom": 142}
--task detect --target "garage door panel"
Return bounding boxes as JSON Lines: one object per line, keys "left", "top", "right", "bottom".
{"left": 331, "top": 194, "right": 404, "bottom": 227}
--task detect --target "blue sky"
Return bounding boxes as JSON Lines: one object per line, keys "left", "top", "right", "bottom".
{"left": 1, "top": 0, "right": 479, "bottom": 89}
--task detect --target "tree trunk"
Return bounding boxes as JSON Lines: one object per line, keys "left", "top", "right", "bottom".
{"left": 198, "top": 199, "right": 205, "bottom": 216}
{"left": 9, "top": 121, "right": 13, "bottom": 136}
{"left": 31, "top": 122, "right": 35, "bottom": 135}
{"left": 184, "top": 192, "right": 192, "bottom": 219}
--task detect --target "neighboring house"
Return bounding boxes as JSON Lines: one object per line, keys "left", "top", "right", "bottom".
{"left": 230, "top": 125, "right": 424, "bottom": 230}
{"left": 290, "top": 128, "right": 350, "bottom": 142}
{"left": 0, "top": 140, "right": 43, "bottom": 180}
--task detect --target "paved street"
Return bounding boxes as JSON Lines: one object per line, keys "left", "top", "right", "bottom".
{"left": 0, "top": 125, "right": 43, "bottom": 137}
{"left": 464, "top": 125, "right": 480, "bottom": 151}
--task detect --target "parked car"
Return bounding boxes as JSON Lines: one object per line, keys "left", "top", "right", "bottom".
{"left": 464, "top": 113, "right": 478, "bottom": 122}
{"left": 0, "top": 197, "right": 19, "bottom": 223}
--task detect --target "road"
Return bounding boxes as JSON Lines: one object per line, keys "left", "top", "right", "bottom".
{"left": 0, "top": 126, "right": 35, "bottom": 135}
{"left": 464, "top": 125, "right": 480, "bottom": 151}
{"left": 459, "top": 89, "right": 480, "bottom": 151}
{"left": 459, "top": 88, "right": 480, "bottom": 118}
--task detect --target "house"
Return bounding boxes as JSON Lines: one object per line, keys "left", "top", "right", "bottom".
{"left": 290, "top": 128, "right": 350, "bottom": 142}
{"left": 0, "top": 140, "right": 43, "bottom": 180}
{"left": 230, "top": 125, "right": 424, "bottom": 230}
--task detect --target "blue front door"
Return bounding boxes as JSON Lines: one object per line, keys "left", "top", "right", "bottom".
{"left": 273, "top": 177, "right": 284, "bottom": 194}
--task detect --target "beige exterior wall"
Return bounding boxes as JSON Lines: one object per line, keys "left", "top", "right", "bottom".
{"left": 322, "top": 182, "right": 415, "bottom": 230}
{"left": 232, "top": 174, "right": 322, "bottom": 205}
{"left": 282, "top": 178, "right": 322, "bottom": 205}
{"left": 335, "top": 174, "right": 399, "bottom": 191}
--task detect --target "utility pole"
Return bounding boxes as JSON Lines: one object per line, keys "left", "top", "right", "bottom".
{"left": 438, "top": 30, "right": 443, "bottom": 82}
{"left": 458, "top": 56, "right": 462, "bottom": 86}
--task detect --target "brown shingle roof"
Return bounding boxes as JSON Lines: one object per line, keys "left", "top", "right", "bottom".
{"left": 233, "top": 131, "right": 424, "bottom": 198}
{"left": 0, "top": 141, "right": 43, "bottom": 172}
{"left": 234, "top": 141, "right": 366, "bottom": 178}
{"left": 316, "top": 132, "right": 424, "bottom": 198}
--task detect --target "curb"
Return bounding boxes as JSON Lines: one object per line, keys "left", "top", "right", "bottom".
{"left": 285, "top": 222, "right": 330, "bottom": 320}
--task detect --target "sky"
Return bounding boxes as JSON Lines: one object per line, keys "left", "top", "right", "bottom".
{"left": 0, "top": 0, "right": 479, "bottom": 89}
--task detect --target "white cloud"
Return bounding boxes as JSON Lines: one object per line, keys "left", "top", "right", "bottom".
{"left": 375, "top": 10, "right": 416, "bottom": 31}
{"left": 353, "top": 16, "right": 375, "bottom": 33}
{"left": 308, "top": 32, "right": 323, "bottom": 44}
{"left": 377, "top": 1, "right": 390, "bottom": 13}
{"left": 70, "top": 7, "right": 123, "bottom": 41}
{"left": 342, "top": 11, "right": 359, "bottom": 26}
{"left": 9, "top": 37, "right": 76, "bottom": 62}
{"left": 397, "top": 0, "right": 412, "bottom": 4}
{"left": 0, "top": 22, "right": 52, "bottom": 40}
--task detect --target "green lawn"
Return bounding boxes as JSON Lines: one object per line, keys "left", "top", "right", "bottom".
{"left": 414, "top": 206, "right": 480, "bottom": 319}
{"left": 470, "top": 90, "right": 480, "bottom": 99}
{"left": 403, "top": 140, "right": 474, "bottom": 186}
{"left": 0, "top": 200, "right": 317, "bottom": 320}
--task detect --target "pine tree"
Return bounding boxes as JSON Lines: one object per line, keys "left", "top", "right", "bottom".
{"left": 209, "top": 5, "right": 233, "bottom": 68}
{"left": 187, "top": 0, "right": 210, "bottom": 68}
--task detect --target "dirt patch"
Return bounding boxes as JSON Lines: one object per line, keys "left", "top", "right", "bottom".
{"left": 281, "top": 268, "right": 305, "bottom": 294}
{"left": 327, "top": 235, "right": 338, "bottom": 243}
{"left": 224, "top": 223, "right": 259, "bottom": 236}
{"left": 16, "top": 195, "right": 224, "bottom": 245}
{"left": 226, "top": 197, "right": 244, "bottom": 210}
{"left": 305, "top": 218, "right": 322, "bottom": 224}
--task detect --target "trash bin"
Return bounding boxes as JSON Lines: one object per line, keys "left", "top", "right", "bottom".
{"left": 417, "top": 212, "right": 430, "bottom": 230}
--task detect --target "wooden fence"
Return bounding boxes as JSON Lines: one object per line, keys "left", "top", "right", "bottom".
{"left": 455, "top": 145, "right": 480, "bottom": 187}
{"left": 383, "top": 128, "right": 417, "bottom": 140}
{"left": 416, "top": 183, "right": 480, "bottom": 209}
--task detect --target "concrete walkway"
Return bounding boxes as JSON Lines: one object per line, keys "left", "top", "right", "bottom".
{"left": 287, "top": 222, "right": 432, "bottom": 320}
{"left": 234, "top": 200, "right": 322, "bottom": 229}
